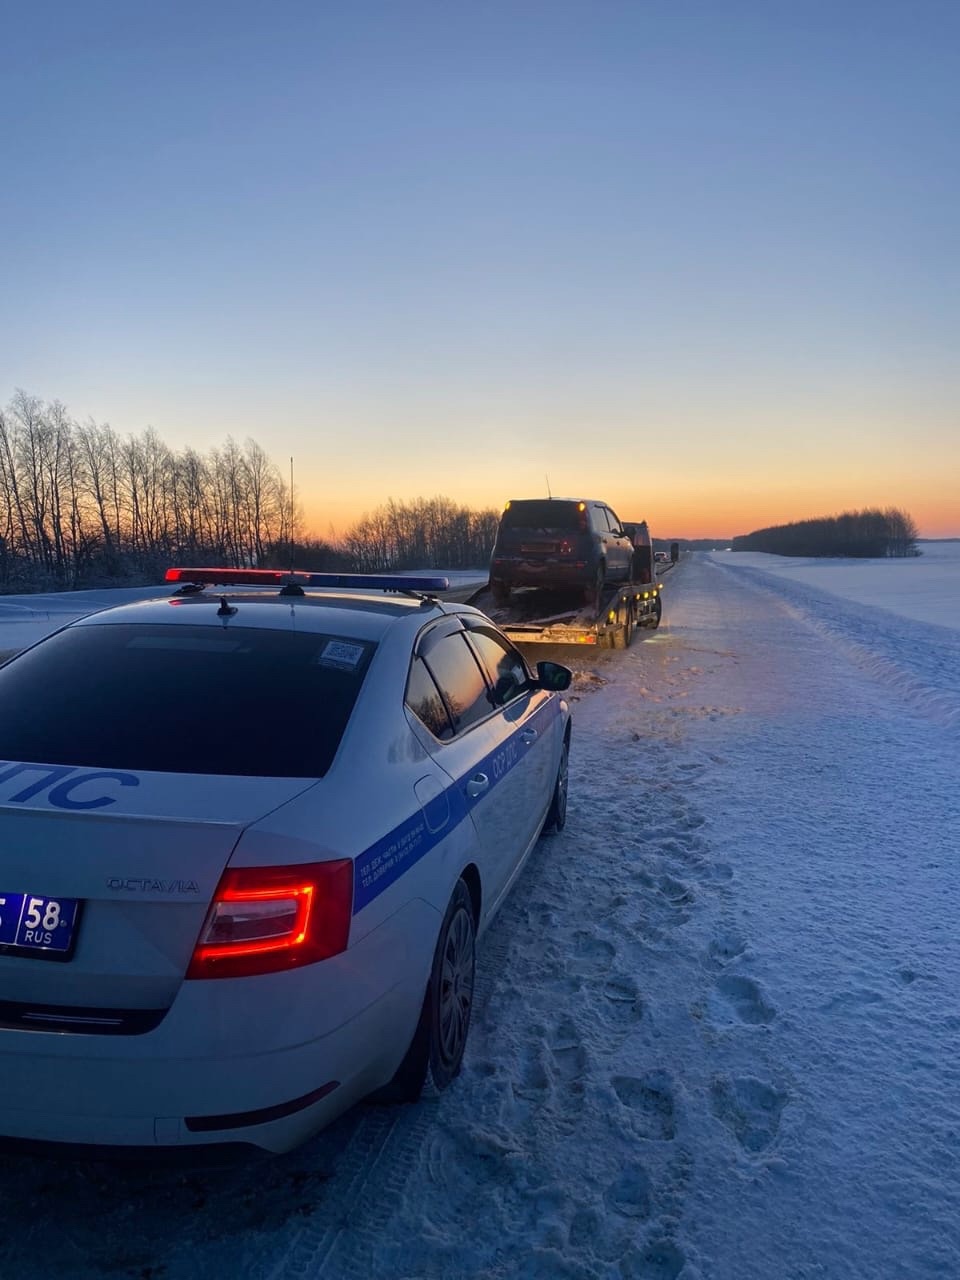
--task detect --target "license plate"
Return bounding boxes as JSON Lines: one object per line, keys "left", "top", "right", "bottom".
{"left": 0, "top": 892, "right": 81, "bottom": 961}
{"left": 520, "top": 543, "right": 557, "bottom": 553}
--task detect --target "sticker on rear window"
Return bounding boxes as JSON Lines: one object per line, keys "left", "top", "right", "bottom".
{"left": 318, "top": 641, "right": 366, "bottom": 671}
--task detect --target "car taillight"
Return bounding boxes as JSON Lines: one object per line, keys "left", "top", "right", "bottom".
{"left": 187, "top": 861, "right": 353, "bottom": 980}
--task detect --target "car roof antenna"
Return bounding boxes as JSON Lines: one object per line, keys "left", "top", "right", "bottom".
{"left": 217, "top": 595, "right": 238, "bottom": 617}
{"left": 545, "top": 474, "right": 552, "bottom": 498}
{"left": 289, "top": 455, "right": 295, "bottom": 576}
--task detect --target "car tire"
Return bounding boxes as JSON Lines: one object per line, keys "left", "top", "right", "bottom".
{"left": 543, "top": 735, "right": 569, "bottom": 833}
{"left": 368, "top": 878, "right": 476, "bottom": 1104}
{"left": 648, "top": 596, "right": 662, "bottom": 629}
{"left": 611, "top": 600, "right": 633, "bottom": 650}
{"left": 491, "top": 578, "right": 511, "bottom": 605}
{"left": 428, "top": 879, "right": 476, "bottom": 1089}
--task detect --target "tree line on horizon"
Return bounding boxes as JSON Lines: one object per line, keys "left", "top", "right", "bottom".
{"left": 0, "top": 392, "right": 501, "bottom": 591}
{"left": 341, "top": 497, "right": 501, "bottom": 573}
{"left": 732, "top": 508, "right": 920, "bottom": 558}
{"left": 0, "top": 391, "right": 296, "bottom": 590}
{"left": 3, "top": 391, "right": 919, "bottom": 592}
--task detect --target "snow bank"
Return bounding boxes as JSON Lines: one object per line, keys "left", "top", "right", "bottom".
{"left": 713, "top": 540, "right": 960, "bottom": 632}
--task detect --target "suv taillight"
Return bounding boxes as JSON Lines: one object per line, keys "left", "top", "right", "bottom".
{"left": 187, "top": 861, "right": 353, "bottom": 979}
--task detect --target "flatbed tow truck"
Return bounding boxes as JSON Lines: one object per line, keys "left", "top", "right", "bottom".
{"left": 466, "top": 570, "right": 667, "bottom": 649}
{"left": 460, "top": 516, "right": 674, "bottom": 649}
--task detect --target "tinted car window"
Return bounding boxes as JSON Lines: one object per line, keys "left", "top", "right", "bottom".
{"left": 499, "top": 500, "right": 580, "bottom": 532}
{"left": 465, "top": 628, "right": 530, "bottom": 706}
{"left": 0, "top": 623, "right": 375, "bottom": 777}
{"left": 422, "top": 633, "right": 492, "bottom": 733}
{"left": 406, "top": 656, "right": 454, "bottom": 740}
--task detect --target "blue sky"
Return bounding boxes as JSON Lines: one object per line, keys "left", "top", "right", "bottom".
{"left": 2, "top": 0, "right": 958, "bottom": 536}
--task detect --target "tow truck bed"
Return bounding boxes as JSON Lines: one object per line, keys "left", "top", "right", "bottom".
{"left": 467, "top": 575, "right": 666, "bottom": 647}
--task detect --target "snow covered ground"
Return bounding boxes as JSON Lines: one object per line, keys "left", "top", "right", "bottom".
{"left": 713, "top": 540, "right": 960, "bottom": 631}
{"left": 2, "top": 546, "right": 959, "bottom": 1279}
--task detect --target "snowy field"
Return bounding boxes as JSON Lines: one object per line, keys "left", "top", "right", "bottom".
{"left": 2, "top": 546, "right": 959, "bottom": 1279}
{"left": 713, "top": 540, "right": 960, "bottom": 631}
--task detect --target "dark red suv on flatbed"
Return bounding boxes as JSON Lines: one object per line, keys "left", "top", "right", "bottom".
{"left": 489, "top": 498, "right": 634, "bottom": 606}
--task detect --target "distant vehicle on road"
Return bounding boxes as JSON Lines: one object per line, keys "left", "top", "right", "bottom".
{"left": 477, "top": 514, "right": 666, "bottom": 649}
{"left": 489, "top": 498, "right": 634, "bottom": 607}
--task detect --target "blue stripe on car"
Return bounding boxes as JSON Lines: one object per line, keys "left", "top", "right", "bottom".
{"left": 352, "top": 697, "right": 561, "bottom": 913}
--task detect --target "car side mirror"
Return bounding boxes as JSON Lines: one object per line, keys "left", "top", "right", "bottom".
{"left": 535, "top": 660, "right": 572, "bottom": 692}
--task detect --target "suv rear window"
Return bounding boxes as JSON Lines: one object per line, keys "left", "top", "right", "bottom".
{"left": 499, "top": 501, "right": 581, "bottom": 531}
{"left": 0, "top": 623, "right": 375, "bottom": 778}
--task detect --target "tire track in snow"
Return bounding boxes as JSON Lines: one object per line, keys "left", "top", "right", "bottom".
{"left": 267, "top": 1105, "right": 433, "bottom": 1280}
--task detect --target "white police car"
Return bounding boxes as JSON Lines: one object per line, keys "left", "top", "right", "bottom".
{"left": 0, "top": 569, "right": 572, "bottom": 1156}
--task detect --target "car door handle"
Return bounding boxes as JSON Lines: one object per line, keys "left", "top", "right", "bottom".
{"left": 466, "top": 773, "right": 489, "bottom": 798}
{"left": 521, "top": 729, "right": 538, "bottom": 743}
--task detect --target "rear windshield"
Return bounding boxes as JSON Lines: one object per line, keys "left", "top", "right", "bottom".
{"left": 499, "top": 501, "right": 581, "bottom": 532}
{"left": 0, "top": 623, "right": 375, "bottom": 778}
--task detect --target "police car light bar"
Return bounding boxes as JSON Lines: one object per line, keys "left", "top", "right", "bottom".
{"left": 165, "top": 567, "right": 451, "bottom": 592}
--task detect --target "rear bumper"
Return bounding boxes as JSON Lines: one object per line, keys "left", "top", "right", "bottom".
{"left": 0, "top": 899, "right": 438, "bottom": 1155}
{"left": 0, "top": 985, "right": 415, "bottom": 1154}
{"left": 493, "top": 559, "right": 591, "bottom": 589}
